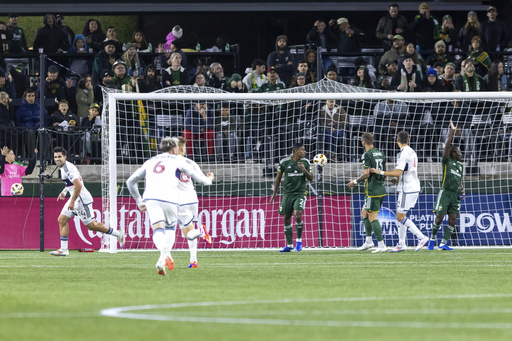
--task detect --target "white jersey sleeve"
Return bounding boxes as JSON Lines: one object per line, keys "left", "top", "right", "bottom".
{"left": 396, "top": 146, "right": 421, "bottom": 193}
{"left": 177, "top": 155, "right": 212, "bottom": 186}
{"left": 126, "top": 166, "right": 147, "bottom": 206}
{"left": 60, "top": 161, "right": 93, "bottom": 205}
{"left": 176, "top": 158, "right": 201, "bottom": 205}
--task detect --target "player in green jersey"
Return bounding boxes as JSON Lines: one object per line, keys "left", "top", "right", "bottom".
{"left": 347, "top": 132, "right": 388, "bottom": 253}
{"left": 429, "top": 120, "right": 465, "bottom": 251}
{"left": 270, "top": 142, "right": 313, "bottom": 252}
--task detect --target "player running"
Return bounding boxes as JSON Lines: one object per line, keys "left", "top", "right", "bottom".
{"left": 347, "top": 132, "right": 387, "bottom": 253}
{"left": 429, "top": 120, "right": 465, "bottom": 251}
{"left": 50, "top": 146, "right": 125, "bottom": 256}
{"left": 370, "top": 131, "right": 429, "bottom": 252}
{"left": 126, "top": 137, "right": 213, "bottom": 276}
{"left": 270, "top": 142, "right": 313, "bottom": 252}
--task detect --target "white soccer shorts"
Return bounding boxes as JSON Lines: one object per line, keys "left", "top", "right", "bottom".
{"left": 60, "top": 198, "right": 96, "bottom": 226}
{"left": 145, "top": 200, "right": 178, "bottom": 228}
{"left": 396, "top": 192, "right": 419, "bottom": 214}
{"left": 177, "top": 203, "right": 198, "bottom": 228}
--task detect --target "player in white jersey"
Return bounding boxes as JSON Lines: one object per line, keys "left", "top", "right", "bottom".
{"left": 50, "top": 147, "right": 125, "bottom": 256}
{"left": 126, "top": 137, "right": 213, "bottom": 276}
{"left": 370, "top": 131, "right": 429, "bottom": 252}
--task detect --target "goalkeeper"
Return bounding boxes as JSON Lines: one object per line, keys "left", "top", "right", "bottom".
{"left": 429, "top": 120, "right": 465, "bottom": 251}
{"left": 347, "top": 132, "right": 387, "bottom": 253}
{"left": 270, "top": 143, "right": 313, "bottom": 252}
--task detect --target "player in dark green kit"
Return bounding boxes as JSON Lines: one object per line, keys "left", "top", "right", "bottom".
{"left": 429, "top": 120, "right": 465, "bottom": 251}
{"left": 270, "top": 143, "right": 313, "bottom": 252}
{"left": 347, "top": 132, "right": 387, "bottom": 253}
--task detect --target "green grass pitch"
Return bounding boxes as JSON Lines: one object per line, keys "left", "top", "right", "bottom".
{"left": 1, "top": 249, "right": 511, "bottom": 341}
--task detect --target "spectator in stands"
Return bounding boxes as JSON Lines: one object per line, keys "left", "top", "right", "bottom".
{"left": 398, "top": 42, "right": 427, "bottom": 73}
{"left": 7, "top": 13, "right": 27, "bottom": 53}
{"left": 376, "top": 59, "right": 398, "bottom": 90}
{"left": 439, "top": 62, "right": 456, "bottom": 91}
{"left": 330, "top": 17, "right": 363, "bottom": 53}
{"left": 163, "top": 25, "right": 183, "bottom": 51}
{"left": 215, "top": 102, "right": 239, "bottom": 162}
{"left": 137, "top": 65, "right": 162, "bottom": 93}
{"left": 206, "top": 62, "right": 225, "bottom": 89}
{"left": 121, "top": 42, "right": 145, "bottom": 77}
{"left": 0, "top": 91, "right": 15, "bottom": 129}
{"left": 257, "top": 66, "right": 286, "bottom": 92}
{"left": 292, "top": 73, "right": 306, "bottom": 88}
{"left": 458, "top": 11, "right": 481, "bottom": 54}
{"left": 411, "top": 3, "right": 440, "bottom": 57}
{"left": 192, "top": 72, "right": 207, "bottom": 87}
{"left": 64, "top": 77, "right": 78, "bottom": 115}
{"left": 111, "top": 60, "right": 132, "bottom": 91}
{"left": 55, "top": 14, "right": 75, "bottom": 48}
{"left": 455, "top": 58, "right": 486, "bottom": 92}
{"left": 289, "top": 60, "right": 313, "bottom": 86}
{"left": 0, "top": 21, "right": 13, "bottom": 55}
{"left": 81, "top": 103, "right": 102, "bottom": 161}
{"left": 486, "top": 60, "right": 508, "bottom": 92}
{"left": 325, "top": 65, "right": 339, "bottom": 82}
{"left": 372, "top": 98, "right": 410, "bottom": 155}
{"left": 421, "top": 67, "right": 445, "bottom": 92}
{"left": 7, "top": 65, "right": 28, "bottom": 99}
{"left": 468, "top": 36, "right": 491, "bottom": 78}
{"left": 33, "top": 14, "right": 70, "bottom": 54}
{"left": 183, "top": 102, "right": 215, "bottom": 159}
{"left": 379, "top": 34, "right": 405, "bottom": 73}
{"left": 160, "top": 39, "right": 188, "bottom": 70}
{"left": 266, "top": 35, "right": 295, "bottom": 87}
{"left": 350, "top": 65, "right": 374, "bottom": 88}
{"left": 93, "top": 69, "right": 114, "bottom": 105}
{"left": 480, "top": 6, "right": 508, "bottom": 53}
{"left": 426, "top": 40, "right": 454, "bottom": 68}
{"left": 132, "top": 31, "right": 149, "bottom": 51}
{"left": 306, "top": 20, "right": 336, "bottom": 51}
{"left": 67, "top": 34, "right": 91, "bottom": 76}
{"left": 162, "top": 52, "right": 189, "bottom": 87}
{"left": 0, "top": 70, "right": 16, "bottom": 100}
{"left": 43, "top": 65, "right": 66, "bottom": 111}
{"left": 375, "top": 3, "right": 410, "bottom": 51}
{"left": 222, "top": 73, "right": 247, "bottom": 93}
{"left": 75, "top": 75, "right": 94, "bottom": 123}
{"left": 83, "top": 19, "right": 106, "bottom": 54}
{"left": 50, "top": 99, "right": 78, "bottom": 129}
{"left": 320, "top": 99, "right": 347, "bottom": 162}
{"left": 103, "top": 26, "right": 123, "bottom": 54}
{"left": 243, "top": 58, "right": 268, "bottom": 92}
{"left": 304, "top": 49, "right": 319, "bottom": 81}
{"left": 92, "top": 40, "right": 116, "bottom": 83}
{"left": 439, "top": 15, "right": 457, "bottom": 53}
{"left": 0, "top": 146, "right": 37, "bottom": 196}
{"left": 432, "top": 61, "right": 444, "bottom": 77}
{"left": 390, "top": 53, "right": 423, "bottom": 92}
{"left": 16, "top": 89, "right": 49, "bottom": 156}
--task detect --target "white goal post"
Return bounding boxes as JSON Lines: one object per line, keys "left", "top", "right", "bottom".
{"left": 101, "top": 81, "right": 512, "bottom": 252}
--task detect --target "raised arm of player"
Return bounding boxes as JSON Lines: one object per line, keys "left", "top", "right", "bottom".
{"left": 347, "top": 167, "right": 370, "bottom": 189}
{"left": 270, "top": 171, "right": 283, "bottom": 203}
{"left": 444, "top": 120, "right": 457, "bottom": 158}
{"left": 126, "top": 166, "right": 146, "bottom": 210}
{"left": 298, "top": 162, "right": 313, "bottom": 182}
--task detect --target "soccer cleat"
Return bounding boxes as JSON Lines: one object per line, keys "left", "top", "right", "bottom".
{"left": 156, "top": 259, "right": 166, "bottom": 276}
{"left": 389, "top": 244, "right": 406, "bottom": 252}
{"left": 357, "top": 242, "right": 375, "bottom": 251}
{"left": 295, "top": 241, "right": 303, "bottom": 252}
{"left": 415, "top": 237, "right": 429, "bottom": 252}
{"left": 371, "top": 246, "right": 387, "bottom": 253}
{"left": 279, "top": 246, "right": 293, "bottom": 252}
{"left": 165, "top": 256, "right": 175, "bottom": 271}
{"left": 117, "top": 230, "right": 126, "bottom": 249}
{"left": 199, "top": 224, "right": 212, "bottom": 245}
{"left": 427, "top": 240, "right": 436, "bottom": 251}
{"left": 439, "top": 244, "right": 454, "bottom": 251}
{"left": 50, "top": 248, "right": 69, "bottom": 256}
{"left": 188, "top": 261, "right": 198, "bottom": 268}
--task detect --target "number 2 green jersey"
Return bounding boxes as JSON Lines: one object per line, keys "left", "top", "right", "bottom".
{"left": 441, "top": 156, "right": 463, "bottom": 193}
{"left": 277, "top": 157, "right": 312, "bottom": 196}
{"left": 362, "top": 148, "right": 386, "bottom": 197}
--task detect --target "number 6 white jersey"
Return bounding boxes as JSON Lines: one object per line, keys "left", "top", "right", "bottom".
{"left": 176, "top": 157, "right": 201, "bottom": 205}
{"left": 396, "top": 145, "right": 420, "bottom": 193}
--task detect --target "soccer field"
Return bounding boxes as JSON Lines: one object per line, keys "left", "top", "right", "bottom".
{"left": 1, "top": 249, "right": 511, "bottom": 341}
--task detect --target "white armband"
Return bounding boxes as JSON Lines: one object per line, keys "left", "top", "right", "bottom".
{"left": 353, "top": 179, "right": 357, "bottom": 185}
{"left": 381, "top": 170, "right": 385, "bottom": 176}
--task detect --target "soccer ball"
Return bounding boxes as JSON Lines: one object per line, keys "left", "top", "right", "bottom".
{"left": 313, "top": 154, "right": 328, "bottom": 167}
{"left": 11, "top": 183, "right": 24, "bottom": 196}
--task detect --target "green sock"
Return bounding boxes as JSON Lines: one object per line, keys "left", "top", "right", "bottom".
{"left": 363, "top": 217, "right": 372, "bottom": 237}
{"left": 431, "top": 222, "right": 441, "bottom": 239}
{"left": 370, "top": 220, "right": 383, "bottom": 242}
{"left": 296, "top": 222, "right": 304, "bottom": 240}
{"left": 284, "top": 225, "right": 293, "bottom": 246}
{"left": 441, "top": 225, "right": 455, "bottom": 245}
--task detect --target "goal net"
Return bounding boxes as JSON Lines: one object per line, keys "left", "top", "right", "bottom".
{"left": 100, "top": 79, "right": 512, "bottom": 252}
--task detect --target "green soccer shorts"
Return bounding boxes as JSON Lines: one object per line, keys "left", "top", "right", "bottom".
{"left": 278, "top": 194, "right": 307, "bottom": 216}
{"left": 433, "top": 189, "right": 461, "bottom": 215}
{"left": 364, "top": 195, "right": 384, "bottom": 213}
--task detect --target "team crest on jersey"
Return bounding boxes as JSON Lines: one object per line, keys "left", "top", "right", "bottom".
{"left": 180, "top": 173, "right": 191, "bottom": 182}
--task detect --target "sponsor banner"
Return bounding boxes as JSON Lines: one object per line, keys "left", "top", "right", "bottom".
{"left": 352, "top": 194, "right": 512, "bottom": 246}
{"left": 0, "top": 196, "right": 352, "bottom": 249}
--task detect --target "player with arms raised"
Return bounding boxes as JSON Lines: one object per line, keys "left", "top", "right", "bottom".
{"left": 371, "top": 131, "right": 429, "bottom": 252}
{"left": 270, "top": 142, "right": 313, "bottom": 252}
{"left": 429, "top": 120, "right": 464, "bottom": 251}
{"left": 347, "top": 132, "right": 387, "bottom": 253}
{"left": 50, "top": 147, "right": 125, "bottom": 256}
{"left": 126, "top": 137, "right": 213, "bottom": 275}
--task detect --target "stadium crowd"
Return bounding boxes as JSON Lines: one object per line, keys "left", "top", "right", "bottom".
{"left": 0, "top": 4, "right": 510, "bottom": 165}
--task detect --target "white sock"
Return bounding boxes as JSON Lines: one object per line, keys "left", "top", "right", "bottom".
{"left": 366, "top": 236, "right": 373, "bottom": 243}
{"left": 165, "top": 227, "right": 176, "bottom": 253}
{"left": 188, "top": 239, "right": 197, "bottom": 263}
{"left": 378, "top": 240, "right": 386, "bottom": 248}
{"left": 109, "top": 228, "right": 121, "bottom": 238}
{"left": 405, "top": 219, "right": 426, "bottom": 239}
{"left": 186, "top": 229, "right": 201, "bottom": 241}
{"left": 61, "top": 237, "right": 68, "bottom": 250}
{"left": 398, "top": 221, "right": 407, "bottom": 246}
{"left": 152, "top": 228, "right": 167, "bottom": 257}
